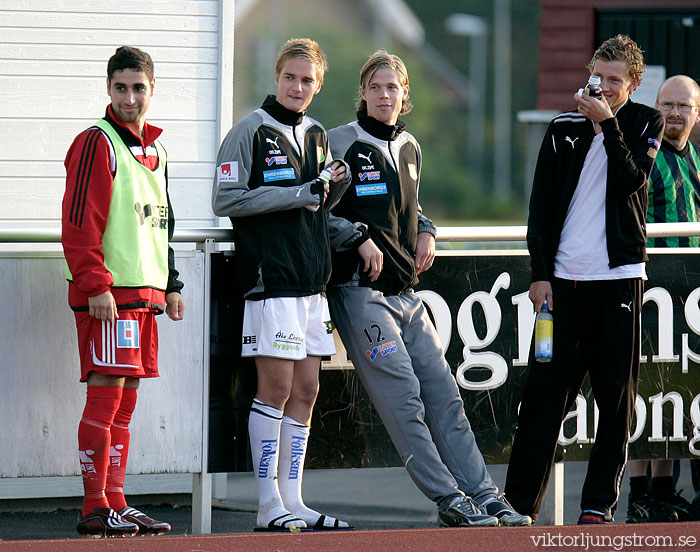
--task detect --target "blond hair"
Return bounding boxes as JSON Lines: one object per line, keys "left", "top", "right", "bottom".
{"left": 356, "top": 49, "right": 413, "bottom": 115}
{"left": 275, "top": 38, "right": 328, "bottom": 85}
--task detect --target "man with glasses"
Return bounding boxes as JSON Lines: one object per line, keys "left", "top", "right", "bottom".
{"left": 626, "top": 75, "right": 700, "bottom": 524}
{"left": 647, "top": 76, "right": 700, "bottom": 242}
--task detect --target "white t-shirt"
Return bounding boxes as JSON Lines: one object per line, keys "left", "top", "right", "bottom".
{"left": 554, "top": 131, "right": 645, "bottom": 280}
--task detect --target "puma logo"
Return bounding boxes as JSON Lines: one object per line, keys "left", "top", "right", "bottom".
{"left": 620, "top": 301, "right": 632, "bottom": 312}
{"left": 358, "top": 151, "right": 373, "bottom": 163}
{"left": 266, "top": 137, "right": 280, "bottom": 148}
{"left": 565, "top": 136, "right": 579, "bottom": 148}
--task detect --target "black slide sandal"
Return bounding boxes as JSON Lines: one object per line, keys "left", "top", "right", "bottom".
{"left": 253, "top": 513, "right": 311, "bottom": 532}
{"left": 312, "top": 514, "right": 355, "bottom": 531}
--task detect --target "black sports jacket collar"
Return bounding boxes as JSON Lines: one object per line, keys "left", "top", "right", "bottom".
{"left": 356, "top": 108, "right": 406, "bottom": 141}
{"left": 261, "top": 94, "right": 305, "bottom": 126}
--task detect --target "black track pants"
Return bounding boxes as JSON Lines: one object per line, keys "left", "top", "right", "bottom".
{"left": 505, "top": 277, "right": 642, "bottom": 519}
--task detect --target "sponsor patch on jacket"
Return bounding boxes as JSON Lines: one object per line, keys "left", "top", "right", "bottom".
{"left": 366, "top": 340, "right": 398, "bottom": 360}
{"left": 218, "top": 161, "right": 239, "bottom": 183}
{"left": 263, "top": 168, "right": 296, "bottom": 182}
{"left": 317, "top": 146, "right": 326, "bottom": 164}
{"left": 359, "top": 171, "right": 381, "bottom": 181}
{"left": 647, "top": 137, "right": 660, "bottom": 158}
{"left": 265, "top": 155, "right": 287, "bottom": 166}
{"left": 356, "top": 183, "right": 387, "bottom": 196}
{"left": 117, "top": 320, "right": 139, "bottom": 349}
{"left": 408, "top": 163, "right": 418, "bottom": 180}
{"left": 134, "top": 202, "right": 168, "bottom": 229}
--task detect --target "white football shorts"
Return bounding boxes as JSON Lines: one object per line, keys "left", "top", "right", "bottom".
{"left": 241, "top": 294, "right": 336, "bottom": 360}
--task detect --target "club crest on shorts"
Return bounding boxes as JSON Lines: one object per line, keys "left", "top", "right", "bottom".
{"left": 117, "top": 320, "right": 140, "bottom": 349}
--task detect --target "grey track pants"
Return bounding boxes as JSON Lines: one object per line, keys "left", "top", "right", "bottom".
{"left": 327, "top": 286, "right": 498, "bottom": 506}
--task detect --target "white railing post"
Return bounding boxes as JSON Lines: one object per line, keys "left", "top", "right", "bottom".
{"left": 553, "top": 461, "right": 564, "bottom": 525}
{"left": 539, "top": 461, "right": 564, "bottom": 525}
{"left": 192, "top": 238, "right": 215, "bottom": 534}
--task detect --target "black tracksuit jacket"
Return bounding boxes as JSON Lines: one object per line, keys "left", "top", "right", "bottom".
{"left": 327, "top": 110, "right": 436, "bottom": 295}
{"left": 527, "top": 99, "right": 664, "bottom": 282}
{"left": 212, "top": 96, "right": 349, "bottom": 299}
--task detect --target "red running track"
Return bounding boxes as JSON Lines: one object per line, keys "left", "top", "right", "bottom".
{"left": 0, "top": 523, "right": 698, "bottom": 552}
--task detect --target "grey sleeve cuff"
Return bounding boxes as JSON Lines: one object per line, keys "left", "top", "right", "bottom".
{"left": 418, "top": 212, "right": 437, "bottom": 237}
{"left": 328, "top": 214, "right": 369, "bottom": 252}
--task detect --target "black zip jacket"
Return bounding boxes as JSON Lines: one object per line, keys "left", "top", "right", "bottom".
{"left": 327, "top": 110, "right": 436, "bottom": 295}
{"left": 527, "top": 99, "right": 664, "bottom": 282}
{"left": 212, "top": 95, "right": 348, "bottom": 299}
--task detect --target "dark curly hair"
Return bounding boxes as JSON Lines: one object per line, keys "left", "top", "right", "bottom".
{"left": 107, "top": 46, "right": 154, "bottom": 82}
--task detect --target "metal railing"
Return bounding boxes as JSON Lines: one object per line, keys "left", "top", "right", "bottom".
{"left": 0, "top": 227, "right": 233, "bottom": 243}
{"left": 3, "top": 221, "right": 700, "bottom": 531}
{"left": 3, "top": 222, "right": 700, "bottom": 244}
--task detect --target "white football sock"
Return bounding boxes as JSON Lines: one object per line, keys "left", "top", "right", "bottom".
{"left": 278, "top": 415, "right": 349, "bottom": 529}
{"left": 248, "top": 400, "right": 305, "bottom": 528}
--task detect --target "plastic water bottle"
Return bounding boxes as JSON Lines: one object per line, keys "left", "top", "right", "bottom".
{"left": 535, "top": 300, "right": 553, "bottom": 363}
{"left": 585, "top": 75, "right": 602, "bottom": 99}
{"left": 317, "top": 165, "right": 333, "bottom": 185}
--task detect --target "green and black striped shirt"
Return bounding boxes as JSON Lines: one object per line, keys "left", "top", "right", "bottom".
{"left": 647, "top": 139, "right": 700, "bottom": 247}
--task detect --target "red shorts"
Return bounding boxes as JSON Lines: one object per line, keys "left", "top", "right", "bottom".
{"left": 74, "top": 310, "right": 159, "bottom": 382}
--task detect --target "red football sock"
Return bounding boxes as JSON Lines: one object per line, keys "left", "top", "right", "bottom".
{"left": 106, "top": 387, "right": 137, "bottom": 512}
{"left": 78, "top": 385, "right": 123, "bottom": 516}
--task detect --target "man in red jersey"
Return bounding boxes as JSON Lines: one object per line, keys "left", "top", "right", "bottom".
{"left": 62, "top": 45, "right": 185, "bottom": 537}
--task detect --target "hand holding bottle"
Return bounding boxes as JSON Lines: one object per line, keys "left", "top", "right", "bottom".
{"left": 578, "top": 75, "right": 602, "bottom": 99}
{"left": 305, "top": 166, "right": 332, "bottom": 212}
